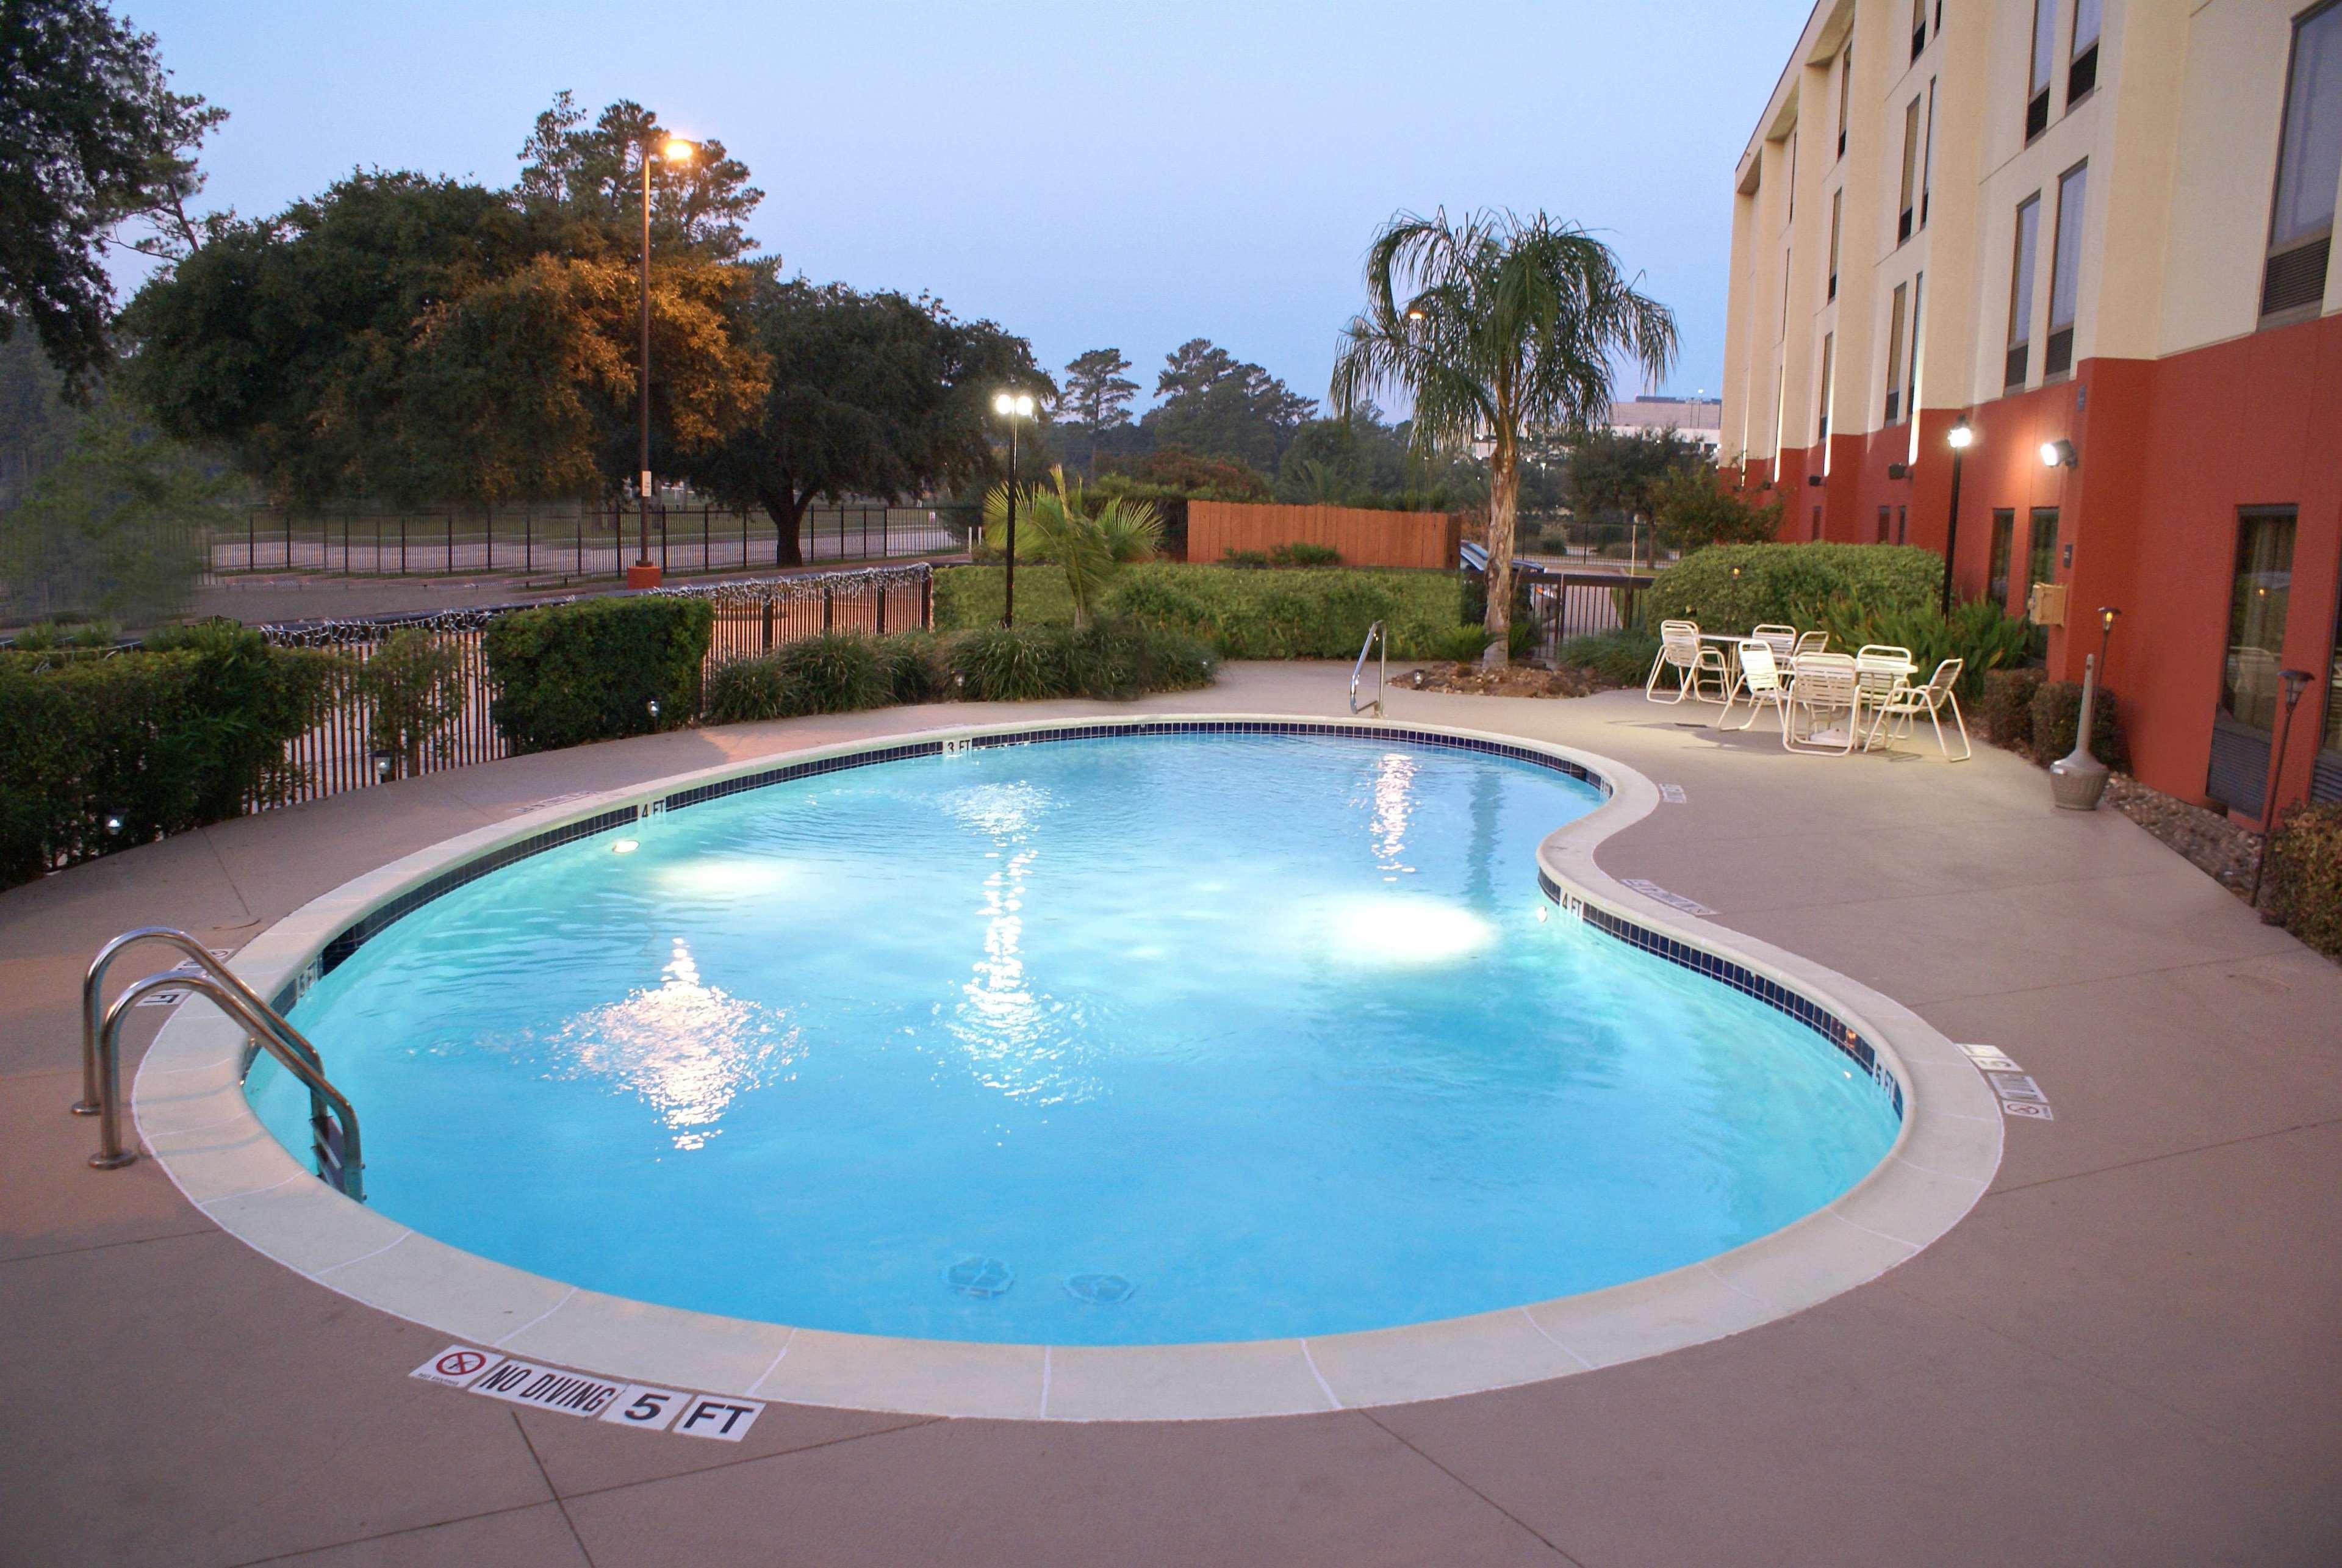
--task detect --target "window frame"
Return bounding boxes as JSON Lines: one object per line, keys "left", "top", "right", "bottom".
{"left": 1898, "top": 96, "right": 1922, "bottom": 243}
{"left": 1884, "top": 283, "right": 1909, "bottom": 425}
{"left": 2068, "top": 0, "right": 2102, "bottom": 103}
{"left": 2026, "top": 0, "right": 2058, "bottom": 142}
{"left": 2260, "top": 0, "right": 2342, "bottom": 328}
{"left": 2007, "top": 194, "right": 2042, "bottom": 390}
{"left": 1816, "top": 331, "right": 1834, "bottom": 444}
{"left": 1988, "top": 509, "right": 2016, "bottom": 610}
{"left": 1828, "top": 187, "right": 1842, "bottom": 300}
{"left": 2045, "top": 162, "right": 2088, "bottom": 379}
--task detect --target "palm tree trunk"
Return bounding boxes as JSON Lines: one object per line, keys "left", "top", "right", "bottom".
{"left": 1482, "top": 434, "right": 1521, "bottom": 669}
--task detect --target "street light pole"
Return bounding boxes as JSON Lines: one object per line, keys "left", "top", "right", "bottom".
{"left": 1942, "top": 416, "right": 1973, "bottom": 615}
{"left": 993, "top": 391, "right": 1033, "bottom": 626}
{"left": 629, "top": 134, "right": 693, "bottom": 591}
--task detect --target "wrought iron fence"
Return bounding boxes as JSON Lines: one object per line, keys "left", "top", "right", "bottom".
{"left": 212, "top": 503, "right": 976, "bottom": 578}
{"left": 254, "top": 564, "right": 933, "bottom": 808}
{"left": 1526, "top": 570, "right": 1655, "bottom": 647}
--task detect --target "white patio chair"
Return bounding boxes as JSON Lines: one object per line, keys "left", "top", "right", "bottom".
{"left": 1646, "top": 620, "right": 1729, "bottom": 704}
{"left": 1751, "top": 624, "right": 1798, "bottom": 664}
{"left": 1866, "top": 656, "right": 1971, "bottom": 760}
{"left": 1783, "top": 652, "right": 1861, "bottom": 754}
{"left": 1794, "top": 629, "right": 1831, "bottom": 658}
{"left": 1852, "top": 644, "right": 1914, "bottom": 748}
{"left": 1719, "top": 639, "right": 1789, "bottom": 732}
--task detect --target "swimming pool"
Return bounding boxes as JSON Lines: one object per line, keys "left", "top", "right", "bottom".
{"left": 251, "top": 727, "right": 1901, "bottom": 1347}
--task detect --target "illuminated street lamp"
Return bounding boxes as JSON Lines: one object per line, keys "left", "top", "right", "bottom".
{"left": 1941, "top": 417, "right": 1973, "bottom": 614}
{"left": 628, "top": 134, "right": 695, "bottom": 590}
{"left": 993, "top": 390, "right": 1035, "bottom": 626}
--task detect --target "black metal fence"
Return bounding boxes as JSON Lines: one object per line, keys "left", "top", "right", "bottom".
{"left": 254, "top": 564, "right": 933, "bottom": 809}
{"left": 1526, "top": 570, "right": 1655, "bottom": 647}
{"left": 213, "top": 503, "right": 977, "bottom": 578}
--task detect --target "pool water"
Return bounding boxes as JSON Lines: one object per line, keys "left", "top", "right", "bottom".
{"left": 256, "top": 732, "right": 1898, "bottom": 1345}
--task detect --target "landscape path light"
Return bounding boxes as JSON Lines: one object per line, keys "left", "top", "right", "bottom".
{"left": 993, "top": 391, "right": 1035, "bottom": 627}
{"left": 629, "top": 134, "right": 696, "bottom": 590}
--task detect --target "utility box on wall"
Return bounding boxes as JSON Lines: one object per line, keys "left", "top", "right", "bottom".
{"left": 2027, "top": 581, "right": 2069, "bottom": 626}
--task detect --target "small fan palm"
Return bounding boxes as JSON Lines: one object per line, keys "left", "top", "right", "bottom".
{"left": 1332, "top": 209, "right": 1677, "bottom": 666}
{"left": 983, "top": 466, "right": 1164, "bottom": 627}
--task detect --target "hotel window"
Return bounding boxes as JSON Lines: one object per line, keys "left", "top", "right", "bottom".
{"left": 2209, "top": 509, "right": 2298, "bottom": 810}
{"left": 2045, "top": 163, "right": 2087, "bottom": 378}
{"left": 1920, "top": 79, "right": 1936, "bottom": 226}
{"left": 1837, "top": 45, "right": 1852, "bottom": 158}
{"left": 1911, "top": 0, "right": 1927, "bottom": 61}
{"left": 1895, "top": 505, "right": 1909, "bottom": 544}
{"left": 2008, "top": 194, "right": 2041, "bottom": 389}
{"left": 1884, "top": 283, "right": 1909, "bottom": 423}
{"left": 1905, "top": 273, "right": 1925, "bottom": 426}
{"left": 1988, "top": 509, "right": 2016, "bottom": 610}
{"left": 2262, "top": 1, "right": 2342, "bottom": 325}
{"left": 2027, "top": 508, "right": 2060, "bottom": 657}
{"left": 1828, "top": 190, "right": 1842, "bottom": 299}
{"left": 1898, "top": 97, "right": 1922, "bottom": 242}
{"left": 1816, "top": 332, "right": 1834, "bottom": 442}
{"left": 1877, "top": 506, "right": 1892, "bottom": 542}
{"left": 1787, "top": 131, "right": 1798, "bottom": 219}
{"left": 1781, "top": 247, "right": 1792, "bottom": 334}
{"left": 2026, "top": 0, "right": 2057, "bottom": 141}
{"left": 1811, "top": 505, "right": 1824, "bottom": 541}
{"left": 2069, "top": 0, "right": 2102, "bottom": 103}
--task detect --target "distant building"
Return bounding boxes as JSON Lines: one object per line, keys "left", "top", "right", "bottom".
{"left": 1722, "top": 0, "right": 2342, "bottom": 822}
{"left": 1606, "top": 395, "right": 1724, "bottom": 453}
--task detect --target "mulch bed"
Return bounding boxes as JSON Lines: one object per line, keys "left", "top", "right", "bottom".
{"left": 1404, "top": 661, "right": 1618, "bottom": 699}
{"left": 2104, "top": 771, "right": 2262, "bottom": 899}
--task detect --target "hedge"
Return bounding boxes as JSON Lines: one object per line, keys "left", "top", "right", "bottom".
{"left": 0, "top": 622, "right": 332, "bottom": 888}
{"left": 2267, "top": 802, "right": 2342, "bottom": 960}
{"left": 935, "top": 564, "right": 1466, "bottom": 658}
{"left": 705, "top": 622, "right": 1216, "bottom": 720}
{"left": 482, "top": 595, "right": 714, "bottom": 754}
{"left": 1645, "top": 543, "right": 1945, "bottom": 632}
{"left": 2028, "top": 680, "right": 2127, "bottom": 770}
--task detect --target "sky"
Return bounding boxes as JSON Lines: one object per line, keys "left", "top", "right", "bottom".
{"left": 117, "top": 0, "right": 1809, "bottom": 414}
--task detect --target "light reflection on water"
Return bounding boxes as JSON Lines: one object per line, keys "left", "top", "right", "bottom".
{"left": 545, "top": 937, "right": 796, "bottom": 1149}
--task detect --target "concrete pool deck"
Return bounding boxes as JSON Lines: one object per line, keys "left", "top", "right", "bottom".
{"left": 4, "top": 662, "right": 2338, "bottom": 1565}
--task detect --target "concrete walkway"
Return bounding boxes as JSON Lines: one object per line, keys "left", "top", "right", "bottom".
{"left": 4, "top": 664, "right": 2336, "bottom": 1567}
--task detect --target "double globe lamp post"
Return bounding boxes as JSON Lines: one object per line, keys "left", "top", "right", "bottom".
{"left": 993, "top": 390, "right": 1034, "bottom": 625}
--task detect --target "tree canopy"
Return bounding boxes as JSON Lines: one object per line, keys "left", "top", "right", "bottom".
{"left": 120, "top": 102, "right": 770, "bottom": 508}
{"left": 0, "top": 0, "right": 225, "bottom": 392}
{"left": 1332, "top": 209, "right": 1675, "bottom": 664}
{"left": 1566, "top": 426, "right": 1706, "bottom": 526}
{"left": 1059, "top": 348, "right": 1138, "bottom": 475}
{"left": 677, "top": 278, "right": 1044, "bottom": 563}
{"left": 1141, "top": 339, "right": 1316, "bottom": 472}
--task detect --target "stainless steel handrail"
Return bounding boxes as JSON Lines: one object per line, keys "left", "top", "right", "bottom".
{"left": 1349, "top": 620, "right": 1388, "bottom": 717}
{"left": 89, "top": 971, "right": 364, "bottom": 1200}
{"left": 79, "top": 927, "right": 321, "bottom": 1115}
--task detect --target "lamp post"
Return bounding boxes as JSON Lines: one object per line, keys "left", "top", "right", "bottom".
{"left": 2248, "top": 667, "right": 2316, "bottom": 916}
{"left": 628, "top": 134, "right": 695, "bottom": 591}
{"left": 1941, "top": 417, "right": 1973, "bottom": 614}
{"left": 993, "top": 390, "right": 1034, "bottom": 626}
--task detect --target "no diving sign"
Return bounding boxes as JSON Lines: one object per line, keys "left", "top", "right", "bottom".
{"left": 410, "top": 1346, "right": 763, "bottom": 1441}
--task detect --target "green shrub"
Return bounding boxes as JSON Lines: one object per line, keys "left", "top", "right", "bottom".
{"left": 939, "top": 564, "right": 1464, "bottom": 660}
{"left": 0, "top": 623, "right": 332, "bottom": 887}
{"left": 1221, "top": 548, "right": 1271, "bottom": 569}
{"left": 1979, "top": 667, "right": 2044, "bottom": 752}
{"left": 877, "top": 629, "right": 950, "bottom": 705}
{"left": 1270, "top": 542, "right": 1342, "bottom": 567}
{"left": 483, "top": 595, "right": 713, "bottom": 753}
{"left": 1558, "top": 629, "right": 1661, "bottom": 687}
{"left": 1646, "top": 542, "right": 1944, "bottom": 631}
{"left": 950, "top": 624, "right": 1072, "bottom": 702}
{"left": 2028, "top": 680, "right": 2127, "bottom": 769}
{"left": 355, "top": 628, "right": 467, "bottom": 777}
{"left": 702, "top": 653, "right": 792, "bottom": 724}
{"left": 2267, "top": 802, "right": 2342, "bottom": 959}
{"left": 10, "top": 619, "right": 120, "bottom": 650}
{"left": 1803, "top": 596, "right": 2035, "bottom": 700}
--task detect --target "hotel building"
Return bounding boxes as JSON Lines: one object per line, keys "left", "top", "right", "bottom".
{"left": 1722, "top": 0, "right": 2342, "bottom": 820}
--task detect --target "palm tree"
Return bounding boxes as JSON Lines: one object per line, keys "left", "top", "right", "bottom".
{"left": 983, "top": 466, "right": 1164, "bottom": 627}
{"left": 1332, "top": 210, "right": 1677, "bottom": 667}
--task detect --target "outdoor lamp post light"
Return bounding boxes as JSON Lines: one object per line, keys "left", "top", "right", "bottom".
{"left": 628, "top": 134, "right": 695, "bottom": 590}
{"left": 993, "top": 390, "right": 1035, "bottom": 626}
{"left": 2247, "top": 667, "right": 2316, "bottom": 916}
{"left": 2097, "top": 605, "right": 2119, "bottom": 671}
{"left": 1941, "top": 417, "right": 1974, "bottom": 614}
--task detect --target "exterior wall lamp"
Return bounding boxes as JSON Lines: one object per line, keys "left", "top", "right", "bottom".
{"left": 2041, "top": 437, "right": 2078, "bottom": 468}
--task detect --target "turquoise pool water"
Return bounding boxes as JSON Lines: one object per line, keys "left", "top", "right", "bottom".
{"left": 256, "top": 732, "right": 1898, "bottom": 1345}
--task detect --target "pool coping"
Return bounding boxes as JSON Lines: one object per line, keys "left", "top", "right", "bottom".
{"left": 132, "top": 713, "right": 2003, "bottom": 1422}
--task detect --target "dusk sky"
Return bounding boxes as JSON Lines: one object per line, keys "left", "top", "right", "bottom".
{"left": 120, "top": 1, "right": 1809, "bottom": 414}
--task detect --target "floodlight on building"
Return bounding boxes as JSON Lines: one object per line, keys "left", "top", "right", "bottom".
{"left": 2041, "top": 437, "right": 2077, "bottom": 468}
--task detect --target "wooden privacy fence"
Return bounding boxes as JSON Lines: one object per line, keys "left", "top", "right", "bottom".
{"left": 1185, "top": 502, "right": 1463, "bottom": 570}
{"left": 255, "top": 564, "right": 932, "bottom": 810}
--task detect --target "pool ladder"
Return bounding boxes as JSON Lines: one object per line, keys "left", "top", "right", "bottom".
{"left": 1350, "top": 620, "right": 1388, "bottom": 717}
{"left": 76, "top": 927, "right": 365, "bottom": 1202}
